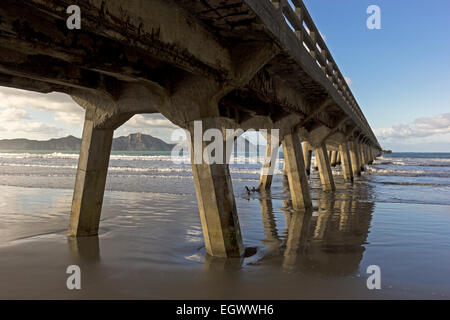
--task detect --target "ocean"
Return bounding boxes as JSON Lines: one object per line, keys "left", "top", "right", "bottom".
{"left": 0, "top": 150, "right": 449, "bottom": 299}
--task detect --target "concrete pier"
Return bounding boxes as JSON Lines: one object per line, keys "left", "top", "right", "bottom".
{"left": 190, "top": 122, "right": 243, "bottom": 258}
{"left": 68, "top": 106, "right": 132, "bottom": 237}
{"left": 315, "top": 144, "right": 336, "bottom": 192}
{"left": 339, "top": 143, "right": 353, "bottom": 182}
{"left": 282, "top": 133, "right": 312, "bottom": 210}
{"left": 0, "top": 0, "right": 382, "bottom": 258}
{"left": 302, "top": 141, "right": 313, "bottom": 175}
{"left": 259, "top": 132, "right": 280, "bottom": 191}
{"left": 330, "top": 151, "right": 338, "bottom": 167}
{"left": 349, "top": 141, "right": 361, "bottom": 177}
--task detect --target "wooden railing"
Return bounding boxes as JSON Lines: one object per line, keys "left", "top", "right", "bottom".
{"left": 271, "top": 0, "right": 377, "bottom": 143}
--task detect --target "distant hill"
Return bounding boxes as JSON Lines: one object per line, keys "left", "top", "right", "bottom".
{"left": 0, "top": 133, "right": 175, "bottom": 151}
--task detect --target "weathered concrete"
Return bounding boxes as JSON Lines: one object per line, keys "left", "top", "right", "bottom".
{"left": 330, "top": 151, "right": 338, "bottom": 167}
{"left": 339, "top": 142, "right": 353, "bottom": 182}
{"left": 314, "top": 152, "right": 319, "bottom": 171}
{"left": 68, "top": 103, "right": 133, "bottom": 237}
{"left": 189, "top": 120, "right": 243, "bottom": 258}
{"left": 302, "top": 141, "right": 313, "bottom": 175}
{"left": 282, "top": 133, "right": 312, "bottom": 210}
{"left": 315, "top": 144, "right": 336, "bottom": 192}
{"left": 349, "top": 141, "right": 361, "bottom": 177}
{"left": 259, "top": 132, "right": 280, "bottom": 191}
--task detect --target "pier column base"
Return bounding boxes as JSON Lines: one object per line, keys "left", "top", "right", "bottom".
{"left": 315, "top": 144, "right": 336, "bottom": 192}
{"left": 339, "top": 142, "right": 353, "bottom": 182}
{"left": 282, "top": 133, "right": 312, "bottom": 210}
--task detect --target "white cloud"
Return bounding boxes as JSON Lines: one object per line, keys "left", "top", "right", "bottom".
{"left": 344, "top": 76, "right": 353, "bottom": 86}
{"left": 375, "top": 113, "right": 450, "bottom": 140}
{"left": 0, "top": 108, "right": 30, "bottom": 121}
{"left": 0, "top": 87, "right": 181, "bottom": 141}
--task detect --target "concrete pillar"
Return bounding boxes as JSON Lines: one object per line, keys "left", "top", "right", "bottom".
{"left": 259, "top": 132, "right": 279, "bottom": 191}
{"left": 282, "top": 132, "right": 312, "bottom": 210}
{"left": 339, "top": 142, "right": 353, "bottom": 182}
{"left": 349, "top": 141, "right": 361, "bottom": 177}
{"left": 336, "top": 152, "right": 341, "bottom": 165}
{"left": 330, "top": 150, "right": 338, "bottom": 167}
{"left": 313, "top": 151, "right": 319, "bottom": 170}
{"left": 358, "top": 142, "right": 365, "bottom": 171}
{"left": 302, "top": 141, "right": 312, "bottom": 175}
{"left": 190, "top": 121, "right": 243, "bottom": 258}
{"left": 68, "top": 113, "right": 115, "bottom": 237}
{"left": 315, "top": 143, "right": 336, "bottom": 192}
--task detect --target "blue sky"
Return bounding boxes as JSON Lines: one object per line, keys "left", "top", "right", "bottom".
{"left": 302, "top": 0, "right": 450, "bottom": 151}
{"left": 0, "top": 0, "right": 449, "bottom": 152}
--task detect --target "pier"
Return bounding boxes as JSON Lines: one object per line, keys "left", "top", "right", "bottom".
{"left": 0, "top": 0, "right": 381, "bottom": 257}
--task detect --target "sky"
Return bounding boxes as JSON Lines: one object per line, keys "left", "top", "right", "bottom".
{"left": 0, "top": 0, "right": 449, "bottom": 152}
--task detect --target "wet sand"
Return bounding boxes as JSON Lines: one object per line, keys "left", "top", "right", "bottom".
{"left": 1, "top": 171, "right": 449, "bottom": 299}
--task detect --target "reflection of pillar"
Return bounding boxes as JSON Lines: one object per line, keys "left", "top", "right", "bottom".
{"left": 315, "top": 144, "right": 336, "bottom": 192}
{"left": 339, "top": 142, "right": 353, "bottom": 182}
{"left": 68, "top": 236, "right": 101, "bottom": 262}
{"left": 313, "top": 199, "right": 335, "bottom": 239}
{"left": 190, "top": 120, "right": 243, "bottom": 258}
{"left": 282, "top": 133, "right": 312, "bottom": 209}
{"left": 259, "top": 196, "right": 280, "bottom": 246}
{"left": 283, "top": 209, "right": 313, "bottom": 269}
{"left": 302, "top": 141, "right": 312, "bottom": 176}
{"left": 339, "top": 194, "right": 352, "bottom": 232}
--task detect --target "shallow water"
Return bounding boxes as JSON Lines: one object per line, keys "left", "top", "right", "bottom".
{"left": 0, "top": 151, "right": 449, "bottom": 299}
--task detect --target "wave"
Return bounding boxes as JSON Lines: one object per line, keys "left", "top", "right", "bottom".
{"left": 366, "top": 166, "right": 450, "bottom": 178}
{"left": 0, "top": 162, "right": 277, "bottom": 175}
{"left": 376, "top": 156, "right": 450, "bottom": 167}
{"left": 0, "top": 152, "right": 280, "bottom": 164}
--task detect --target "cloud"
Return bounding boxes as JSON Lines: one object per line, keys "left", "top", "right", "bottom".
{"left": 0, "top": 108, "right": 30, "bottom": 121}
{"left": 123, "top": 114, "right": 178, "bottom": 130}
{"left": 375, "top": 113, "right": 450, "bottom": 140}
{"left": 344, "top": 76, "right": 353, "bottom": 86}
{"left": 116, "top": 114, "right": 180, "bottom": 143}
{"left": 0, "top": 87, "right": 181, "bottom": 141}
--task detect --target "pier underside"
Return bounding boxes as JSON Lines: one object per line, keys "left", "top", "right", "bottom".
{"left": 0, "top": 0, "right": 381, "bottom": 257}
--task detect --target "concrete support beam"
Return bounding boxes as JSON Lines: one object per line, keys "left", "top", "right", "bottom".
{"left": 336, "top": 152, "right": 341, "bottom": 165}
{"left": 339, "top": 142, "right": 353, "bottom": 182}
{"left": 313, "top": 151, "right": 319, "bottom": 171}
{"left": 330, "top": 150, "right": 338, "bottom": 167}
{"left": 302, "top": 141, "right": 312, "bottom": 175}
{"left": 259, "top": 132, "right": 280, "bottom": 191}
{"left": 349, "top": 141, "right": 361, "bottom": 177}
{"left": 190, "top": 122, "right": 243, "bottom": 258}
{"left": 68, "top": 112, "right": 115, "bottom": 236}
{"left": 282, "top": 133, "right": 312, "bottom": 210}
{"left": 315, "top": 144, "right": 336, "bottom": 192}
{"left": 358, "top": 142, "right": 365, "bottom": 171}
